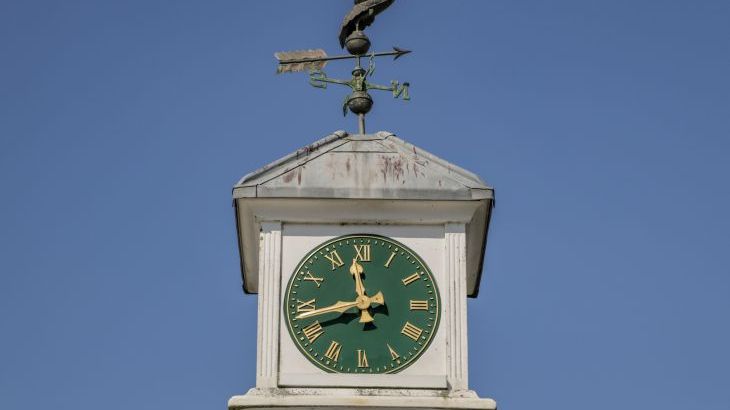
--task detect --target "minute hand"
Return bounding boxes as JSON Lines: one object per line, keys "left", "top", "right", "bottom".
{"left": 349, "top": 259, "right": 374, "bottom": 323}
{"left": 350, "top": 259, "right": 366, "bottom": 297}
{"left": 296, "top": 300, "right": 359, "bottom": 320}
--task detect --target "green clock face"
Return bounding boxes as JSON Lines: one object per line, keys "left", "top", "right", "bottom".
{"left": 284, "top": 234, "right": 441, "bottom": 374}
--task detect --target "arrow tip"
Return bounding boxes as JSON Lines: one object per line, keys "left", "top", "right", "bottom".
{"left": 392, "top": 46, "right": 412, "bottom": 60}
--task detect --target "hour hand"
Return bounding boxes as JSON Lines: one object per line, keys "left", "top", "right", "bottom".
{"left": 296, "top": 300, "right": 359, "bottom": 320}
{"left": 296, "top": 292, "right": 386, "bottom": 321}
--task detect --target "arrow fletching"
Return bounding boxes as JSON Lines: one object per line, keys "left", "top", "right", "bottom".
{"left": 275, "top": 49, "right": 328, "bottom": 74}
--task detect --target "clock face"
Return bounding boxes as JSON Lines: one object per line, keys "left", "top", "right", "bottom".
{"left": 283, "top": 234, "right": 441, "bottom": 374}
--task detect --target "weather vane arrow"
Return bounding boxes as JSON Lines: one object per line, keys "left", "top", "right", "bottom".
{"left": 275, "top": 47, "right": 411, "bottom": 74}
{"left": 273, "top": 0, "right": 410, "bottom": 134}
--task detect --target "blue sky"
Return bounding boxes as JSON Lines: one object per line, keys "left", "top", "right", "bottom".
{"left": 1, "top": 1, "right": 729, "bottom": 409}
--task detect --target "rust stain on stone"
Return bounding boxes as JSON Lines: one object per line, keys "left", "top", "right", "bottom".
{"left": 380, "top": 155, "right": 405, "bottom": 183}
{"left": 393, "top": 159, "right": 403, "bottom": 180}
{"left": 282, "top": 170, "right": 296, "bottom": 183}
{"left": 282, "top": 168, "right": 303, "bottom": 184}
{"left": 295, "top": 145, "right": 312, "bottom": 159}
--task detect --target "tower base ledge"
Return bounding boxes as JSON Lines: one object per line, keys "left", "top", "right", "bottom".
{"left": 228, "top": 388, "right": 497, "bottom": 410}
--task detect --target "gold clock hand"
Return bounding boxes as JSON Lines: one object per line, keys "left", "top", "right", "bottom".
{"left": 349, "top": 259, "right": 374, "bottom": 323}
{"left": 296, "top": 300, "right": 359, "bottom": 319}
{"left": 359, "top": 310, "right": 374, "bottom": 323}
{"left": 356, "top": 292, "right": 386, "bottom": 323}
{"left": 367, "top": 291, "right": 385, "bottom": 305}
{"left": 349, "top": 259, "right": 365, "bottom": 297}
{"left": 356, "top": 291, "right": 386, "bottom": 323}
{"left": 295, "top": 292, "right": 385, "bottom": 320}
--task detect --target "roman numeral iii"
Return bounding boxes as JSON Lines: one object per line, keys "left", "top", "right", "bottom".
{"left": 409, "top": 300, "right": 429, "bottom": 310}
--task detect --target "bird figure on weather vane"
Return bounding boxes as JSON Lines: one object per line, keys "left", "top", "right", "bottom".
{"left": 275, "top": 0, "right": 410, "bottom": 134}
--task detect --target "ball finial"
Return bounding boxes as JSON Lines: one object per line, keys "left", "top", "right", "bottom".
{"left": 345, "top": 30, "right": 371, "bottom": 55}
{"left": 347, "top": 91, "right": 373, "bottom": 115}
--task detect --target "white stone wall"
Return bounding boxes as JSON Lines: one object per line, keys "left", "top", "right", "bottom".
{"left": 252, "top": 222, "right": 471, "bottom": 391}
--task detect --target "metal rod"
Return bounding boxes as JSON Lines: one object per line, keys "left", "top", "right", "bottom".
{"left": 280, "top": 49, "right": 410, "bottom": 66}
{"left": 358, "top": 114, "right": 366, "bottom": 135}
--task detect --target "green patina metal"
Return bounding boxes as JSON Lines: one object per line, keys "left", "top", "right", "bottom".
{"left": 274, "top": 1, "right": 410, "bottom": 134}
{"left": 283, "top": 234, "right": 441, "bottom": 374}
{"left": 308, "top": 59, "right": 410, "bottom": 117}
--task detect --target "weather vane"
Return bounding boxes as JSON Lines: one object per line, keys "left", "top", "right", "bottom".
{"left": 275, "top": 0, "right": 410, "bottom": 134}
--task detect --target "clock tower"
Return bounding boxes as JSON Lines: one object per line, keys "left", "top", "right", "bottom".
{"left": 229, "top": 2, "right": 497, "bottom": 408}
{"left": 228, "top": 130, "right": 496, "bottom": 410}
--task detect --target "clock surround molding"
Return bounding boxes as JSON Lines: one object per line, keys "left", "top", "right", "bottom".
{"left": 253, "top": 218, "right": 471, "bottom": 392}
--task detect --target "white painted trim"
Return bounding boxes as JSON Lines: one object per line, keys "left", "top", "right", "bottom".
{"left": 279, "top": 374, "right": 447, "bottom": 389}
{"left": 445, "top": 224, "right": 468, "bottom": 391}
{"left": 245, "top": 199, "right": 482, "bottom": 224}
{"left": 229, "top": 390, "right": 497, "bottom": 410}
{"left": 256, "top": 222, "right": 282, "bottom": 388}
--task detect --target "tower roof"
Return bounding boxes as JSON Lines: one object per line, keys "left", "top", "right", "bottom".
{"left": 232, "top": 131, "right": 494, "bottom": 297}
{"left": 234, "top": 130, "right": 493, "bottom": 201}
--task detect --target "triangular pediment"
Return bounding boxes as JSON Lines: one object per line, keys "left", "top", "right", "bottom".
{"left": 233, "top": 131, "right": 493, "bottom": 201}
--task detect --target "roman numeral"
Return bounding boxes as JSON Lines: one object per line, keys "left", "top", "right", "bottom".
{"left": 384, "top": 252, "right": 396, "bottom": 268}
{"left": 401, "top": 322, "right": 423, "bottom": 341}
{"left": 354, "top": 244, "right": 371, "bottom": 261}
{"left": 402, "top": 272, "right": 420, "bottom": 286}
{"left": 324, "top": 340, "right": 342, "bottom": 361}
{"left": 409, "top": 300, "right": 429, "bottom": 311}
{"left": 324, "top": 250, "right": 344, "bottom": 270}
{"left": 303, "top": 271, "right": 324, "bottom": 287}
{"left": 302, "top": 321, "right": 324, "bottom": 343}
{"left": 387, "top": 344, "right": 400, "bottom": 360}
{"left": 357, "top": 349, "right": 369, "bottom": 368}
{"left": 296, "top": 299, "right": 316, "bottom": 313}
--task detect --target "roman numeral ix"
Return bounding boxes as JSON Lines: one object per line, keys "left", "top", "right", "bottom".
{"left": 296, "top": 299, "right": 316, "bottom": 313}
